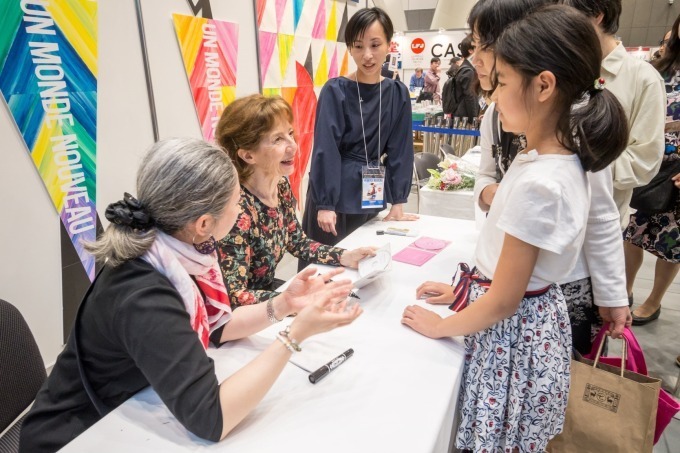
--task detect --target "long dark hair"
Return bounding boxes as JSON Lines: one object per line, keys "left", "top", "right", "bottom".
{"left": 495, "top": 5, "right": 628, "bottom": 172}
{"left": 468, "top": 0, "right": 557, "bottom": 49}
{"left": 654, "top": 14, "right": 680, "bottom": 76}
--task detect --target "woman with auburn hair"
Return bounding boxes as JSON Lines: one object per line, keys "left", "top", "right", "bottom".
{"left": 215, "top": 94, "right": 375, "bottom": 309}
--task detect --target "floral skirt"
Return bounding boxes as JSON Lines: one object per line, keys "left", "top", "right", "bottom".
{"left": 455, "top": 275, "right": 572, "bottom": 453}
{"left": 623, "top": 200, "right": 680, "bottom": 263}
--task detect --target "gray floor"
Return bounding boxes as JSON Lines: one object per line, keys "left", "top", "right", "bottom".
{"left": 278, "top": 193, "right": 680, "bottom": 451}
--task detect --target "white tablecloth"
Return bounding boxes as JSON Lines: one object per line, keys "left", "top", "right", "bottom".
{"left": 419, "top": 186, "right": 475, "bottom": 220}
{"left": 59, "top": 215, "right": 479, "bottom": 453}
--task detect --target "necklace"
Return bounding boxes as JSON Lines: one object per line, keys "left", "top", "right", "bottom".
{"left": 355, "top": 75, "right": 381, "bottom": 168}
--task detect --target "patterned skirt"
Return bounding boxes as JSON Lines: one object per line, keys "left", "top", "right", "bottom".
{"left": 560, "top": 277, "right": 601, "bottom": 356}
{"left": 622, "top": 198, "right": 680, "bottom": 263}
{"left": 455, "top": 275, "right": 572, "bottom": 453}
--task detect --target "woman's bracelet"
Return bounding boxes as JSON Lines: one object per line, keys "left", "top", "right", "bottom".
{"left": 276, "top": 334, "right": 296, "bottom": 353}
{"left": 267, "top": 298, "right": 282, "bottom": 324}
{"left": 278, "top": 325, "right": 301, "bottom": 352}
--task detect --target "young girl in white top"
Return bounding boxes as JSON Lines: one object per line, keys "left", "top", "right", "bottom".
{"left": 401, "top": 6, "right": 628, "bottom": 452}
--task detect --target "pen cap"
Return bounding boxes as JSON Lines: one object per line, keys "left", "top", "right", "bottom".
{"left": 308, "top": 366, "right": 330, "bottom": 384}
{"left": 308, "top": 349, "right": 354, "bottom": 384}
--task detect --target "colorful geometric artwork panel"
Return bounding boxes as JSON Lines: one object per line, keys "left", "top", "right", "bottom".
{"left": 173, "top": 14, "right": 238, "bottom": 142}
{"left": 255, "top": 0, "right": 352, "bottom": 203}
{"left": 0, "top": 0, "right": 98, "bottom": 280}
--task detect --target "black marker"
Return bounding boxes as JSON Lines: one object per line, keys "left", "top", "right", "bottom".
{"left": 308, "top": 348, "right": 354, "bottom": 384}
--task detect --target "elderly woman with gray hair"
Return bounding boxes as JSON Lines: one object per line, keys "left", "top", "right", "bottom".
{"left": 19, "top": 138, "right": 361, "bottom": 453}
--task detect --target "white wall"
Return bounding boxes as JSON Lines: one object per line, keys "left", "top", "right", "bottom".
{"left": 431, "top": 0, "right": 478, "bottom": 29}
{"left": 0, "top": 93, "right": 63, "bottom": 366}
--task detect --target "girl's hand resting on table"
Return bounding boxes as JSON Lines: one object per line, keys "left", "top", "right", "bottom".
{"left": 339, "top": 247, "right": 378, "bottom": 268}
{"left": 416, "top": 281, "right": 454, "bottom": 305}
{"left": 401, "top": 305, "right": 443, "bottom": 339}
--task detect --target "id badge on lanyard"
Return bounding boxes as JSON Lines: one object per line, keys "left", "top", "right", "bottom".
{"left": 356, "top": 77, "right": 385, "bottom": 209}
{"left": 361, "top": 165, "right": 385, "bottom": 209}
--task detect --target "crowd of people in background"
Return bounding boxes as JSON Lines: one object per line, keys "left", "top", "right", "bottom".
{"left": 16, "top": 2, "right": 679, "bottom": 452}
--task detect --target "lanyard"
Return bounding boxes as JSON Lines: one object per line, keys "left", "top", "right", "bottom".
{"left": 356, "top": 76, "right": 381, "bottom": 169}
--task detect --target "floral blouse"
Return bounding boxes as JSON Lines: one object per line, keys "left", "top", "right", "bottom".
{"left": 217, "top": 178, "right": 344, "bottom": 308}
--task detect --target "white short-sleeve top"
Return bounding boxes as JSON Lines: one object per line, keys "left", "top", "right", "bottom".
{"left": 474, "top": 151, "right": 591, "bottom": 291}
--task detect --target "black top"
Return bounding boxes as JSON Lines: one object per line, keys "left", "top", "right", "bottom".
{"left": 442, "top": 59, "right": 479, "bottom": 120}
{"left": 308, "top": 76, "right": 414, "bottom": 214}
{"left": 19, "top": 259, "right": 223, "bottom": 452}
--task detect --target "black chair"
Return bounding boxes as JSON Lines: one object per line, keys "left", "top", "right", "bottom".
{"left": 0, "top": 299, "right": 46, "bottom": 453}
{"left": 439, "top": 143, "right": 456, "bottom": 160}
{"left": 414, "top": 152, "right": 441, "bottom": 183}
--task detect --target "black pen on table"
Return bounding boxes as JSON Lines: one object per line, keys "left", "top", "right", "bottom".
{"left": 309, "top": 348, "right": 354, "bottom": 384}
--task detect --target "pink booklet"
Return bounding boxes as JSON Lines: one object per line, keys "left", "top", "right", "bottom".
{"left": 392, "top": 237, "right": 451, "bottom": 266}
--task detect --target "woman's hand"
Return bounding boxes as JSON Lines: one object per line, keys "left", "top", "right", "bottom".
{"left": 339, "top": 247, "right": 378, "bottom": 268}
{"left": 281, "top": 267, "right": 352, "bottom": 315}
{"left": 401, "top": 305, "right": 443, "bottom": 338}
{"left": 288, "top": 289, "right": 362, "bottom": 343}
{"left": 415, "top": 281, "right": 454, "bottom": 305}
{"left": 480, "top": 183, "right": 499, "bottom": 207}
{"left": 598, "top": 306, "right": 632, "bottom": 339}
{"left": 383, "top": 204, "right": 419, "bottom": 222}
{"left": 317, "top": 210, "right": 338, "bottom": 236}
{"left": 672, "top": 172, "right": 680, "bottom": 189}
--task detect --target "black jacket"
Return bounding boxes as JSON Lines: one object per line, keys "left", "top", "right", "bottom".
{"left": 442, "top": 60, "right": 479, "bottom": 120}
{"left": 19, "top": 259, "right": 224, "bottom": 452}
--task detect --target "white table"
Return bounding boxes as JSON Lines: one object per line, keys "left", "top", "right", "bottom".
{"left": 59, "top": 215, "right": 479, "bottom": 453}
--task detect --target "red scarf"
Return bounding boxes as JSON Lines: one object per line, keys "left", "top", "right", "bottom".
{"left": 143, "top": 232, "right": 231, "bottom": 349}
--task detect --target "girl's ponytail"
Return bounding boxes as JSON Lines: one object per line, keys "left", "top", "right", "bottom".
{"left": 569, "top": 88, "right": 628, "bottom": 172}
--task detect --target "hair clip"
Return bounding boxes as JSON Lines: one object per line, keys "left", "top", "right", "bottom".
{"left": 593, "top": 77, "right": 605, "bottom": 91}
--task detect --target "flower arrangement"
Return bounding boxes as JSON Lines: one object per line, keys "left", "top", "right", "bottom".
{"left": 426, "top": 157, "right": 475, "bottom": 191}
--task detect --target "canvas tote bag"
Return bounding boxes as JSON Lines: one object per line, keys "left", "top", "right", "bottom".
{"left": 547, "top": 336, "right": 660, "bottom": 453}
{"left": 584, "top": 327, "right": 680, "bottom": 445}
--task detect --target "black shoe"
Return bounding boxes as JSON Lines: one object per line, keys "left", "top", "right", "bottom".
{"left": 628, "top": 294, "right": 633, "bottom": 307}
{"left": 631, "top": 307, "right": 661, "bottom": 326}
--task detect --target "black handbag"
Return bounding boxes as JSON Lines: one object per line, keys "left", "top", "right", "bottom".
{"left": 630, "top": 159, "right": 680, "bottom": 214}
